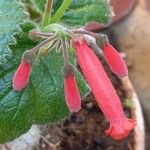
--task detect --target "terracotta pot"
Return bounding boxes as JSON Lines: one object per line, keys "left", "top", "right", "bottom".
{"left": 145, "top": 0, "right": 150, "bottom": 12}
{"left": 121, "top": 77, "right": 145, "bottom": 150}
{"left": 85, "top": 0, "right": 137, "bottom": 31}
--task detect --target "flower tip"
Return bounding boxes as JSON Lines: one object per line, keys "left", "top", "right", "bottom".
{"left": 116, "top": 66, "right": 128, "bottom": 78}
{"left": 12, "top": 83, "right": 23, "bottom": 92}
{"left": 68, "top": 103, "right": 81, "bottom": 113}
{"left": 105, "top": 118, "right": 136, "bottom": 140}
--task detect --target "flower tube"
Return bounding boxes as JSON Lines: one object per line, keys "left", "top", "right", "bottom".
{"left": 73, "top": 37, "right": 136, "bottom": 140}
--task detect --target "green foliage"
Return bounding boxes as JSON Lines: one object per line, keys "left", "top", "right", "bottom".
{"left": 30, "top": 0, "right": 111, "bottom": 26}
{"left": 0, "top": 0, "right": 28, "bottom": 65}
{"left": 0, "top": 23, "right": 89, "bottom": 143}
{"left": 0, "top": 0, "right": 111, "bottom": 143}
{"left": 30, "top": 0, "right": 46, "bottom": 13}
{"left": 61, "top": 0, "right": 111, "bottom": 26}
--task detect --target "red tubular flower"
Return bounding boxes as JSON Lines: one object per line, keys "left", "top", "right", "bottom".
{"left": 64, "top": 70, "right": 81, "bottom": 113}
{"left": 12, "top": 61, "right": 31, "bottom": 91}
{"left": 102, "top": 43, "right": 128, "bottom": 78}
{"left": 73, "top": 37, "right": 136, "bottom": 140}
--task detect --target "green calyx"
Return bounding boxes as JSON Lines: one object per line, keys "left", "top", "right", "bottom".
{"left": 43, "top": 23, "right": 71, "bottom": 39}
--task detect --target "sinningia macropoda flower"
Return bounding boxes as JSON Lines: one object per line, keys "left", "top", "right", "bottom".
{"left": 73, "top": 37, "right": 136, "bottom": 140}
{"left": 12, "top": 61, "right": 31, "bottom": 91}
{"left": 64, "top": 65, "right": 81, "bottom": 113}
{"left": 102, "top": 43, "right": 128, "bottom": 78}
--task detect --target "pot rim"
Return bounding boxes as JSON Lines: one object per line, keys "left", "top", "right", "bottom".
{"left": 121, "top": 77, "right": 145, "bottom": 150}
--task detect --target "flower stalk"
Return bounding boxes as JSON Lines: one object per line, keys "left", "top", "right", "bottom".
{"left": 29, "top": 29, "right": 54, "bottom": 41}
{"left": 61, "top": 38, "right": 69, "bottom": 65}
{"left": 42, "top": 0, "right": 53, "bottom": 28}
{"left": 50, "top": 0, "right": 72, "bottom": 23}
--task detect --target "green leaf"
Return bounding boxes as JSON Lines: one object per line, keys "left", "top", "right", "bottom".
{"left": 22, "top": 0, "right": 42, "bottom": 19}
{"left": 60, "top": 0, "right": 111, "bottom": 26}
{"left": 27, "top": 0, "right": 111, "bottom": 27}
{"left": 30, "top": 0, "right": 63, "bottom": 14}
{"left": 0, "top": 0, "right": 28, "bottom": 65}
{"left": 30, "top": 0, "right": 46, "bottom": 12}
{"left": 0, "top": 24, "right": 89, "bottom": 143}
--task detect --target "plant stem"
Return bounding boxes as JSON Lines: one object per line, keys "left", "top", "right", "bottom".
{"left": 50, "top": 0, "right": 72, "bottom": 23}
{"left": 42, "top": 0, "right": 53, "bottom": 28}
{"left": 72, "top": 29, "right": 109, "bottom": 46}
{"left": 31, "top": 35, "right": 56, "bottom": 54}
{"left": 36, "top": 32, "right": 54, "bottom": 39}
{"left": 22, "top": 35, "right": 56, "bottom": 62}
{"left": 72, "top": 29, "right": 107, "bottom": 40}
{"left": 62, "top": 38, "right": 69, "bottom": 65}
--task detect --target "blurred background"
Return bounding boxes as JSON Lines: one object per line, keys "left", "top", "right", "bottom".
{"left": 110, "top": 0, "right": 150, "bottom": 148}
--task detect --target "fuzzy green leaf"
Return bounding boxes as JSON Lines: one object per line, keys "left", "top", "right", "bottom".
{"left": 0, "top": 0, "right": 28, "bottom": 65}
{"left": 60, "top": 0, "right": 111, "bottom": 26}
{"left": 29, "top": 0, "right": 111, "bottom": 26}
{"left": 30, "top": 0, "right": 64, "bottom": 14}
{"left": 0, "top": 24, "right": 89, "bottom": 143}
{"left": 30, "top": 0, "right": 46, "bottom": 12}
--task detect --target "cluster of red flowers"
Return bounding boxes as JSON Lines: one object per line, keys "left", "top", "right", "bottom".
{"left": 12, "top": 36, "right": 136, "bottom": 140}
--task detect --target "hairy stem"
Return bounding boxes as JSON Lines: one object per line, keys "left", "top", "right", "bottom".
{"left": 36, "top": 32, "right": 54, "bottom": 39}
{"left": 22, "top": 35, "right": 57, "bottom": 62}
{"left": 62, "top": 38, "right": 69, "bottom": 65}
{"left": 42, "top": 0, "right": 53, "bottom": 28}
{"left": 50, "top": 0, "right": 72, "bottom": 23}
{"left": 72, "top": 29, "right": 107, "bottom": 40}
{"left": 31, "top": 35, "right": 56, "bottom": 54}
{"left": 72, "top": 29, "right": 109, "bottom": 47}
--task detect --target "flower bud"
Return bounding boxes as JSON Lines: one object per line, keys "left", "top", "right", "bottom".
{"left": 12, "top": 61, "right": 31, "bottom": 91}
{"left": 102, "top": 43, "right": 128, "bottom": 78}
{"left": 63, "top": 64, "right": 81, "bottom": 113}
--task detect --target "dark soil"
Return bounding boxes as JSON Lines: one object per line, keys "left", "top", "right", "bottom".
{"left": 32, "top": 58, "right": 135, "bottom": 150}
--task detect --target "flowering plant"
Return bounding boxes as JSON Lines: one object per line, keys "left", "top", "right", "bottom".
{"left": 0, "top": 0, "right": 135, "bottom": 143}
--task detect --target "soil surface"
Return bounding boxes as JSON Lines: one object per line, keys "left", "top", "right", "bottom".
{"left": 32, "top": 59, "right": 135, "bottom": 150}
